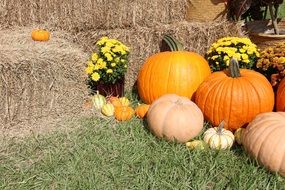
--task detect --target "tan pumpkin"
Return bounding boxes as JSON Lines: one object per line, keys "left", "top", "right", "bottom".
{"left": 242, "top": 112, "right": 285, "bottom": 177}
{"left": 135, "top": 103, "right": 150, "bottom": 119}
{"left": 114, "top": 106, "right": 134, "bottom": 121}
{"left": 147, "top": 94, "right": 204, "bottom": 143}
{"left": 186, "top": 140, "right": 207, "bottom": 150}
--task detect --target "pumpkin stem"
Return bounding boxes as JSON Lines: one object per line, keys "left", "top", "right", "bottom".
{"left": 160, "top": 35, "right": 184, "bottom": 52}
{"left": 229, "top": 57, "right": 241, "bottom": 78}
{"left": 217, "top": 120, "right": 226, "bottom": 134}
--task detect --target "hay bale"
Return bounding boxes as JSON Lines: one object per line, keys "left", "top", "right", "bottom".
{"left": 0, "top": 0, "right": 188, "bottom": 31}
{"left": 74, "top": 21, "right": 243, "bottom": 89}
{"left": 0, "top": 27, "right": 89, "bottom": 127}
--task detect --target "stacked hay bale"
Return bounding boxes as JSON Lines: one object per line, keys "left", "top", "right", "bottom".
{"left": 0, "top": 27, "right": 89, "bottom": 127}
{"left": 0, "top": 0, "right": 243, "bottom": 130}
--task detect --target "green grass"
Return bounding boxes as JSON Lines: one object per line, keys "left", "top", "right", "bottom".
{"left": 1, "top": 116, "right": 285, "bottom": 190}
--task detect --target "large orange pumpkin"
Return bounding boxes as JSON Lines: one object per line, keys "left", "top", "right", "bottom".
{"left": 242, "top": 112, "right": 285, "bottom": 177}
{"left": 137, "top": 35, "right": 211, "bottom": 104}
{"left": 195, "top": 58, "right": 274, "bottom": 131}
{"left": 276, "top": 77, "right": 285, "bottom": 111}
{"left": 147, "top": 94, "right": 204, "bottom": 143}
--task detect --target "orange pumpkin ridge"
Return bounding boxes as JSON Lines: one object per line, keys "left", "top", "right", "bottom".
{"left": 276, "top": 78, "right": 285, "bottom": 111}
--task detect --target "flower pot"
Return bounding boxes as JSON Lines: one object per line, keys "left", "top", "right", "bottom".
{"left": 246, "top": 20, "right": 285, "bottom": 50}
{"left": 94, "top": 78, "right": 125, "bottom": 97}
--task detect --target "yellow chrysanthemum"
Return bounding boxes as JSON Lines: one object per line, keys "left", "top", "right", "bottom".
{"left": 111, "top": 63, "right": 116, "bottom": 67}
{"left": 91, "top": 72, "right": 100, "bottom": 81}
{"left": 85, "top": 66, "right": 94, "bottom": 74}
{"left": 91, "top": 53, "right": 98, "bottom": 62}
{"left": 96, "top": 36, "right": 108, "bottom": 46}
{"left": 101, "top": 46, "right": 111, "bottom": 54}
{"left": 106, "top": 69, "right": 113, "bottom": 73}
{"left": 241, "top": 54, "right": 249, "bottom": 60}
{"left": 104, "top": 53, "right": 113, "bottom": 61}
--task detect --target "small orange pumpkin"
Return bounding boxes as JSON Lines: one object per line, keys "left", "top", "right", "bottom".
{"left": 31, "top": 29, "right": 50, "bottom": 41}
{"left": 135, "top": 103, "right": 150, "bottom": 119}
{"left": 108, "top": 96, "right": 122, "bottom": 107}
{"left": 114, "top": 106, "right": 134, "bottom": 121}
{"left": 276, "top": 77, "right": 285, "bottom": 111}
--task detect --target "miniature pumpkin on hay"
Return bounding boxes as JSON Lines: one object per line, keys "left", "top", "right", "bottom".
{"left": 195, "top": 58, "right": 274, "bottom": 131}
{"left": 137, "top": 35, "right": 211, "bottom": 104}
{"left": 147, "top": 94, "right": 204, "bottom": 143}
{"left": 242, "top": 112, "right": 285, "bottom": 177}
{"left": 31, "top": 29, "right": 50, "bottom": 41}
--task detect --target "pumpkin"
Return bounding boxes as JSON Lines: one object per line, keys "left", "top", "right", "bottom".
{"left": 114, "top": 106, "right": 134, "bottom": 121}
{"left": 242, "top": 112, "right": 285, "bottom": 177}
{"left": 108, "top": 96, "right": 122, "bottom": 107}
{"left": 276, "top": 77, "right": 285, "bottom": 111}
{"left": 147, "top": 94, "right": 204, "bottom": 143}
{"left": 137, "top": 35, "right": 211, "bottom": 104}
{"left": 91, "top": 91, "right": 106, "bottom": 110}
{"left": 135, "top": 103, "right": 150, "bottom": 119}
{"left": 203, "top": 121, "right": 235, "bottom": 150}
{"left": 186, "top": 140, "right": 207, "bottom": 150}
{"left": 119, "top": 97, "right": 130, "bottom": 106}
{"left": 234, "top": 128, "right": 244, "bottom": 145}
{"left": 31, "top": 29, "right": 50, "bottom": 41}
{"left": 101, "top": 103, "right": 115, "bottom": 117}
{"left": 195, "top": 58, "right": 274, "bottom": 131}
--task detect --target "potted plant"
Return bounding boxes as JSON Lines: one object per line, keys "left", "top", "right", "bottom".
{"left": 227, "top": 0, "right": 285, "bottom": 50}
{"left": 85, "top": 36, "right": 130, "bottom": 97}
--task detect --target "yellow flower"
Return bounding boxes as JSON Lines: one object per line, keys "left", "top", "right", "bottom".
{"left": 91, "top": 53, "right": 98, "bottom": 62}
{"left": 85, "top": 66, "right": 94, "bottom": 74}
{"left": 211, "top": 55, "right": 219, "bottom": 60}
{"left": 101, "top": 46, "right": 111, "bottom": 54}
{"left": 241, "top": 54, "right": 249, "bottom": 60}
{"left": 94, "top": 64, "right": 100, "bottom": 70}
{"left": 226, "top": 59, "right": 230, "bottom": 66}
{"left": 106, "top": 69, "right": 113, "bottom": 73}
{"left": 96, "top": 36, "right": 108, "bottom": 46}
{"left": 100, "top": 61, "right": 107, "bottom": 69}
{"left": 111, "top": 63, "right": 116, "bottom": 67}
{"left": 91, "top": 72, "right": 100, "bottom": 81}
{"left": 104, "top": 53, "right": 113, "bottom": 61}
{"left": 87, "top": 60, "right": 93, "bottom": 67}
{"left": 239, "top": 48, "right": 246, "bottom": 53}
{"left": 124, "top": 64, "right": 127, "bottom": 68}
{"left": 233, "top": 53, "right": 241, "bottom": 61}
{"left": 279, "top": 57, "right": 285, "bottom": 64}
{"left": 223, "top": 55, "right": 230, "bottom": 61}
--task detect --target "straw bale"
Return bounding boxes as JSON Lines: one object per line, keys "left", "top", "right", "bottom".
{"left": 0, "top": 27, "right": 89, "bottom": 128}
{"left": 73, "top": 21, "right": 243, "bottom": 89}
{"left": 0, "top": 0, "right": 188, "bottom": 31}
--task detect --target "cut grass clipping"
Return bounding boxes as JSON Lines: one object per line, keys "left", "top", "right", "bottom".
{"left": 1, "top": 117, "right": 284, "bottom": 189}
